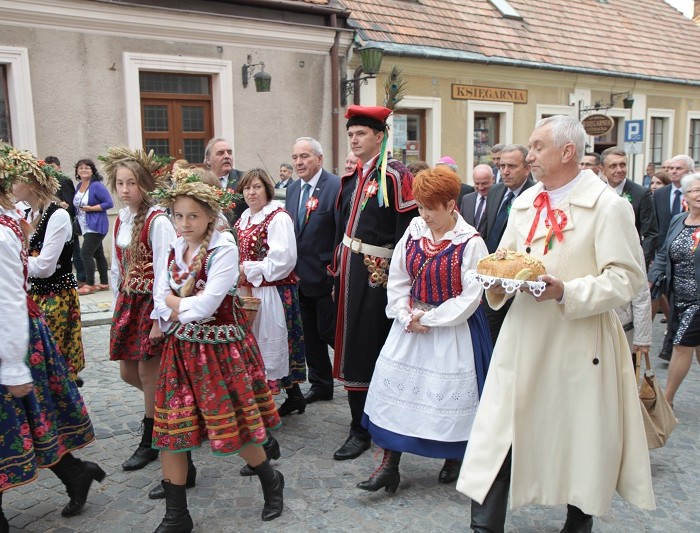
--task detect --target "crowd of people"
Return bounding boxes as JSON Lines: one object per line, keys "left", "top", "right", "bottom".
{"left": 0, "top": 109, "right": 697, "bottom": 533}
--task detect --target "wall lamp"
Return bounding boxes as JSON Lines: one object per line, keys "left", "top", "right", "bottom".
{"left": 578, "top": 91, "right": 634, "bottom": 119}
{"left": 340, "top": 47, "right": 384, "bottom": 107}
{"left": 241, "top": 54, "right": 271, "bottom": 93}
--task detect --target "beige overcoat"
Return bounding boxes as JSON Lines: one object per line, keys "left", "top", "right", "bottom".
{"left": 456, "top": 171, "right": 655, "bottom": 516}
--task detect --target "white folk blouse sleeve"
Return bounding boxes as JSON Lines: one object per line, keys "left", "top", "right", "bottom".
{"left": 419, "top": 235, "right": 488, "bottom": 328}
{"left": 110, "top": 227, "right": 120, "bottom": 299}
{"left": 150, "top": 213, "right": 177, "bottom": 314}
{"left": 0, "top": 224, "right": 31, "bottom": 385}
{"left": 27, "top": 208, "right": 72, "bottom": 279}
{"left": 385, "top": 229, "right": 413, "bottom": 328}
{"left": 178, "top": 244, "right": 239, "bottom": 323}
{"left": 243, "top": 212, "right": 297, "bottom": 287}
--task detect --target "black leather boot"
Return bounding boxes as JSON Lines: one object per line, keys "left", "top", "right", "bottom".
{"left": 0, "top": 491, "right": 9, "bottom": 533}
{"left": 356, "top": 449, "right": 401, "bottom": 493}
{"left": 560, "top": 504, "right": 593, "bottom": 533}
{"left": 438, "top": 459, "right": 462, "bottom": 484}
{"left": 470, "top": 452, "right": 511, "bottom": 533}
{"left": 240, "top": 433, "right": 281, "bottom": 476}
{"left": 149, "top": 452, "right": 196, "bottom": 499}
{"left": 252, "top": 460, "right": 284, "bottom": 521}
{"left": 277, "top": 383, "right": 306, "bottom": 416}
{"left": 123, "top": 417, "right": 159, "bottom": 471}
{"left": 50, "top": 453, "right": 106, "bottom": 517}
{"left": 153, "top": 480, "right": 194, "bottom": 533}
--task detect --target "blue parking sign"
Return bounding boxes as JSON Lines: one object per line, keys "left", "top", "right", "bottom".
{"left": 624, "top": 120, "right": 644, "bottom": 143}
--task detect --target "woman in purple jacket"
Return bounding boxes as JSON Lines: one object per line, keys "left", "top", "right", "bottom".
{"left": 73, "top": 159, "right": 113, "bottom": 295}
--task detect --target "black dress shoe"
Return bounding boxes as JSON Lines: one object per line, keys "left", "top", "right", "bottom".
{"left": 659, "top": 351, "right": 671, "bottom": 362}
{"left": 333, "top": 436, "right": 370, "bottom": 461}
{"left": 122, "top": 444, "right": 159, "bottom": 471}
{"left": 304, "top": 389, "right": 333, "bottom": 404}
{"left": 438, "top": 459, "right": 461, "bottom": 484}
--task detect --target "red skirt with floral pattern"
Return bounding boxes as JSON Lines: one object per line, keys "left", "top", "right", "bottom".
{"left": 110, "top": 291, "right": 163, "bottom": 361}
{"left": 153, "top": 327, "right": 280, "bottom": 455}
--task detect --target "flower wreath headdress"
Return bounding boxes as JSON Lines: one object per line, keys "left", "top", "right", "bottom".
{"left": 150, "top": 167, "right": 242, "bottom": 212}
{"left": 0, "top": 144, "right": 56, "bottom": 193}
{"left": 99, "top": 147, "right": 173, "bottom": 191}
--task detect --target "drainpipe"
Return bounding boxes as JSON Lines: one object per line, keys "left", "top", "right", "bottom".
{"left": 330, "top": 14, "right": 341, "bottom": 175}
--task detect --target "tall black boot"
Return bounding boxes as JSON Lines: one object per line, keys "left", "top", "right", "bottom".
{"left": 123, "top": 416, "right": 159, "bottom": 471}
{"left": 153, "top": 480, "right": 193, "bottom": 533}
{"left": 470, "top": 451, "right": 511, "bottom": 533}
{"left": 251, "top": 460, "right": 284, "bottom": 521}
{"left": 277, "top": 383, "right": 306, "bottom": 416}
{"left": 356, "top": 449, "right": 401, "bottom": 493}
{"left": 50, "top": 452, "right": 106, "bottom": 517}
{"left": 149, "top": 452, "right": 196, "bottom": 499}
{"left": 240, "top": 432, "right": 281, "bottom": 476}
{"left": 560, "top": 504, "right": 593, "bottom": 533}
{"left": 0, "top": 491, "right": 9, "bottom": 533}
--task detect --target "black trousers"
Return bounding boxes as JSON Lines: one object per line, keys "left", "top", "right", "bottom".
{"left": 348, "top": 389, "right": 370, "bottom": 441}
{"left": 80, "top": 232, "right": 108, "bottom": 285}
{"left": 299, "top": 288, "right": 335, "bottom": 395}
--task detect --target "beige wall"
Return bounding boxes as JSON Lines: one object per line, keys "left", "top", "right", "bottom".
{"left": 360, "top": 56, "right": 700, "bottom": 184}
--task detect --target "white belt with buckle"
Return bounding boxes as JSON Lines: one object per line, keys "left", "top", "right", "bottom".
{"left": 342, "top": 234, "right": 394, "bottom": 259}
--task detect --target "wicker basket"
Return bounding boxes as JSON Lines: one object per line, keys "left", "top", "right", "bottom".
{"left": 240, "top": 296, "right": 261, "bottom": 327}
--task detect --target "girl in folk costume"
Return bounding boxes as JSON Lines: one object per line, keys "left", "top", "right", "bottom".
{"left": 11, "top": 159, "right": 85, "bottom": 386}
{"left": 0, "top": 146, "right": 104, "bottom": 531}
{"left": 101, "top": 148, "right": 190, "bottom": 499}
{"left": 358, "top": 167, "right": 492, "bottom": 493}
{"left": 150, "top": 169, "right": 284, "bottom": 532}
{"left": 235, "top": 169, "right": 307, "bottom": 419}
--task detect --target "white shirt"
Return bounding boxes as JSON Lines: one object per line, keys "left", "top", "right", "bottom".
{"left": 110, "top": 206, "right": 175, "bottom": 298}
{"left": 27, "top": 206, "right": 72, "bottom": 279}
{"left": 297, "top": 169, "right": 322, "bottom": 215}
{"left": 152, "top": 230, "right": 239, "bottom": 326}
{"left": 670, "top": 184, "right": 684, "bottom": 213}
{"left": 613, "top": 179, "right": 627, "bottom": 197}
{"left": 0, "top": 208, "right": 31, "bottom": 386}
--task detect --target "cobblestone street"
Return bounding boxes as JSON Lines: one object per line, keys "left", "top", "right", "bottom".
{"left": 3, "top": 313, "right": 699, "bottom": 532}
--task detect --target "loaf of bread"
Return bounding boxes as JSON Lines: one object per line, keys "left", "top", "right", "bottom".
{"left": 476, "top": 251, "right": 546, "bottom": 281}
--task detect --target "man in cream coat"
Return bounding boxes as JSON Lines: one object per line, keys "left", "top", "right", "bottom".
{"left": 457, "top": 116, "right": 655, "bottom": 532}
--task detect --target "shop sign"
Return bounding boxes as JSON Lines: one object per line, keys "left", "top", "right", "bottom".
{"left": 581, "top": 114, "right": 614, "bottom": 136}
{"left": 452, "top": 84, "right": 527, "bottom": 104}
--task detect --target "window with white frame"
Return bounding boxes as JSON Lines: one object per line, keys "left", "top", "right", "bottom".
{"left": 689, "top": 119, "right": 700, "bottom": 166}
{"left": 650, "top": 117, "right": 665, "bottom": 165}
{"left": 0, "top": 65, "right": 10, "bottom": 143}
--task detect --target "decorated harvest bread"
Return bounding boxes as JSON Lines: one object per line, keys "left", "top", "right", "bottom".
{"left": 476, "top": 250, "right": 546, "bottom": 281}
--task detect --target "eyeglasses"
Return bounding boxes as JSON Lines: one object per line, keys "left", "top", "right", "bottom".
{"left": 685, "top": 189, "right": 700, "bottom": 195}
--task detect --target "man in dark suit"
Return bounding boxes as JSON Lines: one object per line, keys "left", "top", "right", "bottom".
{"left": 275, "top": 163, "right": 294, "bottom": 188}
{"left": 460, "top": 163, "right": 494, "bottom": 234}
{"left": 287, "top": 137, "right": 341, "bottom": 404}
{"left": 601, "top": 147, "right": 658, "bottom": 267}
{"left": 203, "top": 137, "right": 247, "bottom": 225}
{"left": 482, "top": 144, "right": 535, "bottom": 342}
{"left": 652, "top": 154, "right": 695, "bottom": 360}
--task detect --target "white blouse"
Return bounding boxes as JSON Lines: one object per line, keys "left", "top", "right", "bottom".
{"left": 237, "top": 201, "right": 297, "bottom": 285}
{"left": 152, "top": 230, "right": 239, "bottom": 327}
{"left": 0, "top": 208, "right": 31, "bottom": 385}
{"left": 110, "top": 205, "right": 175, "bottom": 298}
{"left": 387, "top": 214, "right": 487, "bottom": 329}
{"left": 26, "top": 206, "right": 72, "bottom": 279}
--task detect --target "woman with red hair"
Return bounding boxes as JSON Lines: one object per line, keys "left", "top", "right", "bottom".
{"left": 358, "top": 166, "right": 492, "bottom": 493}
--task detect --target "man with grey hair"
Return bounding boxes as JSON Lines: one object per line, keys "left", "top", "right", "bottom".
{"left": 275, "top": 163, "right": 294, "bottom": 189}
{"left": 287, "top": 137, "right": 341, "bottom": 405}
{"left": 653, "top": 154, "right": 696, "bottom": 361}
{"left": 601, "top": 146, "right": 658, "bottom": 267}
{"left": 203, "top": 136, "right": 246, "bottom": 224}
{"left": 458, "top": 115, "right": 654, "bottom": 532}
